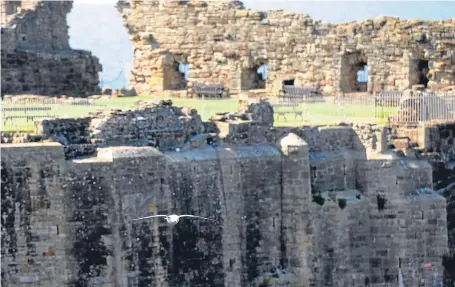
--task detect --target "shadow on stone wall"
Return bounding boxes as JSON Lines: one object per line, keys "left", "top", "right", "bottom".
{"left": 167, "top": 160, "right": 225, "bottom": 286}
{"left": 65, "top": 172, "right": 113, "bottom": 286}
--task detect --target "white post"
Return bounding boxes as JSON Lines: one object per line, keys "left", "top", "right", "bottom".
{"left": 337, "top": 95, "right": 341, "bottom": 119}
{"left": 302, "top": 102, "right": 307, "bottom": 124}
{"left": 373, "top": 91, "right": 377, "bottom": 123}
{"left": 201, "top": 103, "right": 206, "bottom": 120}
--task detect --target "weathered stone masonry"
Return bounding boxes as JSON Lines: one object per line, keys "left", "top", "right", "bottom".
{"left": 1, "top": 101, "right": 451, "bottom": 286}
{"left": 117, "top": 0, "right": 455, "bottom": 96}
{"left": 394, "top": 122, "right": 455, "bottom": 284}
{"left": 0, "top": 0, "right": 101, "bottom": 97}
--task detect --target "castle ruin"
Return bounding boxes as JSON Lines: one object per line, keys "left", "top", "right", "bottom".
{"left": 116, "top": 0, "right": 455, "bottom": 96}
{"left": 1, "top": 0, "right": 454, "bottom": 98}
{"left": 1, "top": 100, "right": 454, "bottom": 286}
{"left": 1, "top": 1, "right": 455, "bottom": 286}
{"left": 1, "top": 0, "right": 101, "bottom": 96}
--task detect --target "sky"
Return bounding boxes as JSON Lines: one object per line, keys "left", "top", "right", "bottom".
{"left": 68, "top": 1, "right": 455, "bottom": 89}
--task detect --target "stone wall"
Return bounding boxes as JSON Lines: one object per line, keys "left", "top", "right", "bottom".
{"left": 1, "top": 143, "right": 68, "bottom": 286}
{"left": 392, "top": 122, "right": 455, "bottom": 191}
{"left": 402, "top": 122, "right": 455, "bottom": 285}
{"left": 89, "top": 102, "right": 205, "bottom": 148}
{"left": 116, "top": 0, "right": 455, "bottom": 96}
{"left": 1, "top": 123, "right": 449, "bottom": 286}
{"left": 35, "top": 100, "right": 207, "bottom": 159}
{"left": 32, "top": 100, "right": 385, "bottom": 158}
{"left": 379, "top": 121, "right": 455, "bottom": 285}
{"left": 358, "top": 159, "right": 447, "bottom": 286}
{"left": 424, "top": 122, "right": 455, "bottom": 154}
{"left": 0, "top": 0, "right": 101, "bottom": 97}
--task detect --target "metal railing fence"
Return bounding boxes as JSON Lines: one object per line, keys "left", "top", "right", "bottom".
{"left": 2, "top": 91, "right": 455, "bottom": 132}
{"left": 373, "top": 91, "right": 455, "bottom": 125}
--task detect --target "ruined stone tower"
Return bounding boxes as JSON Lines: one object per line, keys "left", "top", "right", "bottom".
{"left": 1, "top": 0, "right": 102, "bottom": 97}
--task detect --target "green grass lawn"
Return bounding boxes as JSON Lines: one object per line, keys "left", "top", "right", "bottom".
{"left": 1, "top": 96, "right": 397, "bottom": 132}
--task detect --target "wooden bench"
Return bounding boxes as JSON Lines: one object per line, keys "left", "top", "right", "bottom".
{"left": 281, "top": 85, "right": 322, "bottom": 102}
{"left": 190, "top": 83, "right": 227, "bottom": 99}
{"left": 188, "top": 83, "right": 228, "bottom": 99}
{"left": 68, "top": 100, "right": 95, "bottom": 106}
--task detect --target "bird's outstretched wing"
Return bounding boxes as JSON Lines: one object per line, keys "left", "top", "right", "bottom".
{"left": 179, "top": 215, "right": 213, "bottom": 221}
{"left": 131, "top": 215, "right": 168, "bottom": 221}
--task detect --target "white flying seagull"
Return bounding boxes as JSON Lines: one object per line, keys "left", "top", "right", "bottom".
{"left": 132, "top": 214, "right": 213, "bottom": 225}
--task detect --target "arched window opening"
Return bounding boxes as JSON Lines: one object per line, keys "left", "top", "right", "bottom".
{"left": 163, "top": 60, "right": 188, "bottom": 90}
{"left": 355, "top": 61, "right": 368, "bottom": 92}
{"left": 341, "top": 51, "right": 368, "bottom": 93}
{"left": 241, "top": 63, "right": 267, "bottom": 90}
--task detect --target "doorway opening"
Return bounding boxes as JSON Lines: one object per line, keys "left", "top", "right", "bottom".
{"left": 417, "top": 60, "right": 429, "bottom": 88}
